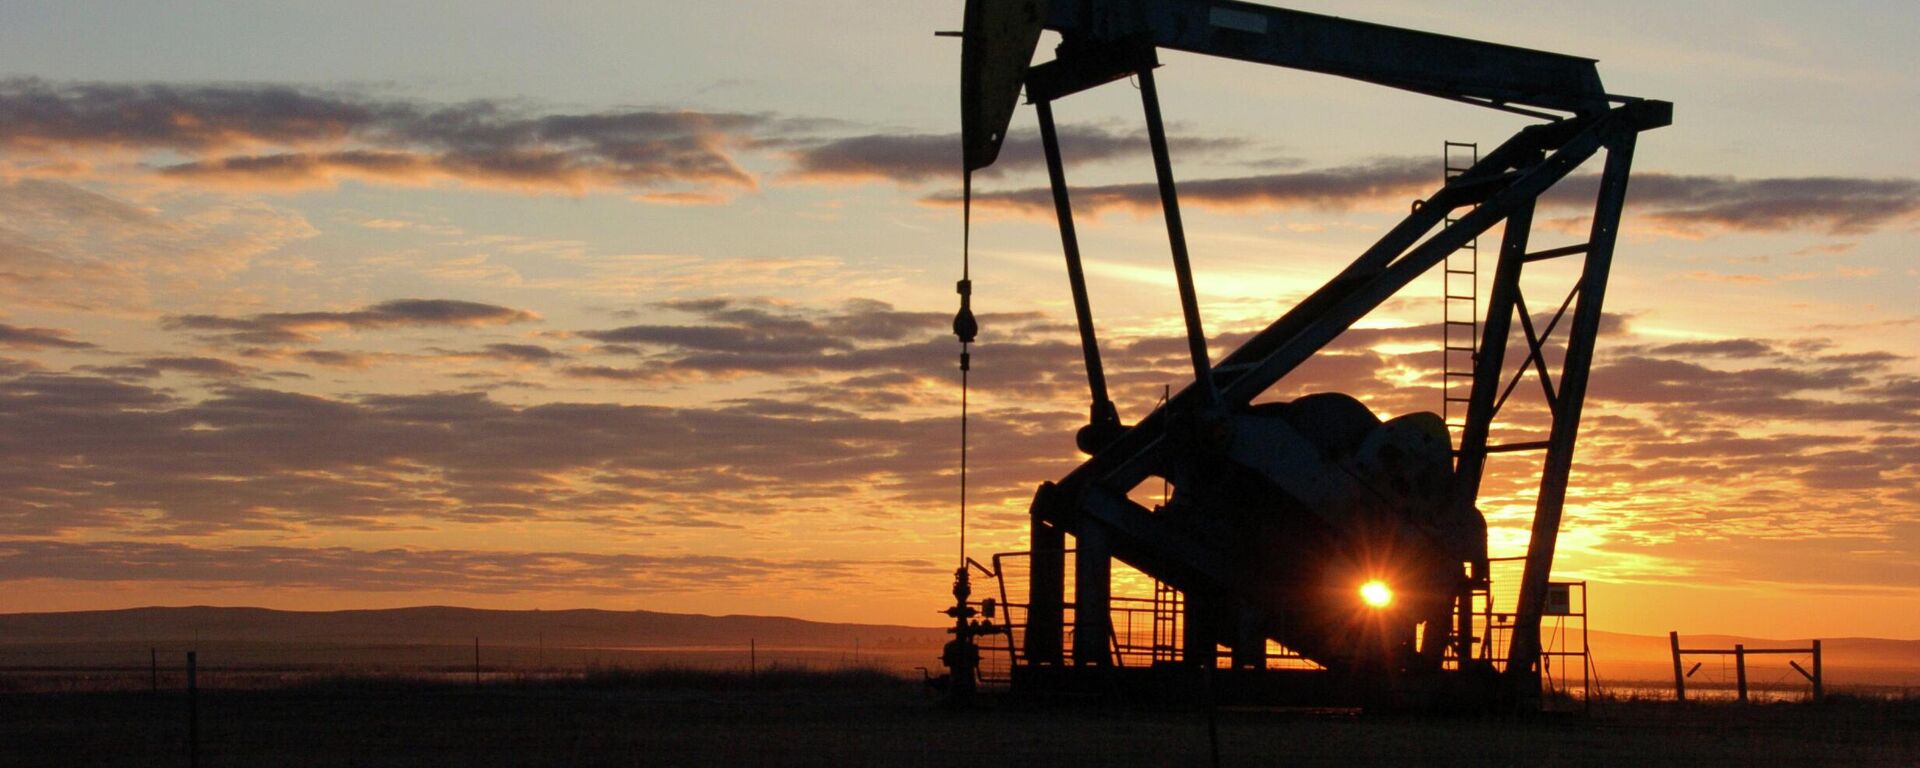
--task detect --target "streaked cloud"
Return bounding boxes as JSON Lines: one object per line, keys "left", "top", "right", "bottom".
{"left": 164, "top": 299, "right": 539, "bottom": 345}
{"left": 1552, "top": 172, "right": 1920, "bottom": 236}
{"left": 0, "top": 539, "right": 943, "bottom": 595}
{"left": 0, "top": 322, "right": 93, "bottom": 350}
{"left": 784, "top": 126, "right": 1248, "bottom": 185}
{"left": 925, "top": 157, "right": 1432, "bottom": 217}
{"left": 0, "top": 79, "right": 772, "bottom": 196}
{"left": 933, "top": 156, "right": 1920, "bottom": 238}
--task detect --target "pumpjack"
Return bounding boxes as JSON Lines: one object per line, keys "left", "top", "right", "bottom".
{"left": 939, "top": 0, "right": 1669, "bottom": 709}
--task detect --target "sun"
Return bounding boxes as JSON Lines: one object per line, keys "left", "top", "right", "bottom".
{"left": 1359, "top": 580, "right": 1393, "bottom": 609}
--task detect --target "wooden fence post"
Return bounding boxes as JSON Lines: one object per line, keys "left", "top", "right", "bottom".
{"left": 1669, "top": 631, "right": 1686, "bottom": 702}
{"left": 1734, "top": 644, "right": 1748, "bottom": 703}
{"left": 187, "top": 651, "right": 199, "bottom": 768}
{"left": 1811, "top": 639, "right": 1823, "bottom": 703}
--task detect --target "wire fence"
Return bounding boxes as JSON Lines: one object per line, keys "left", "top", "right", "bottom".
{"left": 0, "top": 638, "right": 944, "bottom": 693}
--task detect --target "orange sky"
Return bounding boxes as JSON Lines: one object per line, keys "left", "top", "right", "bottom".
{"left": 0, "top": 2, "right": 1914, "bottom": 640}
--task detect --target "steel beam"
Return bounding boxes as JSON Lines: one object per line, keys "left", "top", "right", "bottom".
{"left": 1036, "top": 100, "right": 1121, "bottom": 436}
{"left": 1039, "top": 0, "right": 1610, "bottom": 116}
{"left": 1026, "top": 492, "right": 1067, "bottom": 665}
{"left": 1073, "top": 518, "right": 1114, "bottom": 665}
{"left": 1452, "top": 200, "right": 1535, "bottom": 527}
{"left": 1506, "top": 132, "right": 1640, "bottom": 695}
{"left": 1137, "top": 67, "right": 1217, "bottom": 404}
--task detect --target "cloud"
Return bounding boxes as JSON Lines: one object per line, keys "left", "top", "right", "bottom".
{"left": 784, "top": 126, "right": 1247, "bottom": 185}
{"left": 924, "top": 157, "right": 1432, "bottom": 217}
{"left": 0, "top": 322, "right": 93, "bottom": 350}
{"left": 1550, "top": 172, "right": 1920, "bottom": 236}
{"left": 139, "top": 356, "right": 254, "bottom": 379}
{"left": 0, "top": 372, "right": 1022, "bottom": 536}
{"left": 0, "top": 294, "right": 1913, "bottom": 598}
{"left": 931, "top": 152, "right": 1920, "bottom": 238}
{"left": 0, "top": 79, "right": 772, "bottom": 196}
{"left": 0, "top": 179, "right": 316, "bottom": 309}
{"left": 568, "top": 298, "right": 1095, "bottom": 399}
{"left": 164, "top": 299, "right": 538, "bottom": 345}
{"left": 0, "top": 539, "right": 940, "bottom": 595}
{"left": 475, "top": 343, "right": 565, "bottom": 363}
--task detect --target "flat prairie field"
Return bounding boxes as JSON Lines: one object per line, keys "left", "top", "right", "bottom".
{"left": 3, "top": 673, "right": 1915, "bottom": 767}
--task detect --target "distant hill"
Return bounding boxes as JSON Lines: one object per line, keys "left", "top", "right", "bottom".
{"left": 1583, "top": 629, "right": 1920, "bottom": 687}
{"left": 0, "top": 606, "right": 948, "bottom": 650}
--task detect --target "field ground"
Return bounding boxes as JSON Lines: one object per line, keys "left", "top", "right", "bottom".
{"left": 3, "top": 669, "right": 1916, "bottom": 767}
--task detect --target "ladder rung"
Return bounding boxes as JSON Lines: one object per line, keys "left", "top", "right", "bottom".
{"left": 1445, "top": 268, "right": 1476, "bottom": 275}
{"left": 1444, "top": 320, "right": 1477, "bottom": 327}
{"left": 1485, "top": 440, "right": 1552, "bottom": 453}
{"left": 1444, "top": 346, "right": 1476, "bottom": 353}
{"left": 1525, "top": 243, "right": 1591, "bottom": 262}
{"left": 1444, "top": 371, "right": 1477, "bottom": 377}
{"left": 1445, "top": 294, "right": 1476, "bottom": 301}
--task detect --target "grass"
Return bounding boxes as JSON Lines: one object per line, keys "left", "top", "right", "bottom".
{"left": 2, "top": 669, "right": 1915, "bottom": 767}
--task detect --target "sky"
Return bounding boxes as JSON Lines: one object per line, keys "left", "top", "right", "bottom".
{"left": 0, "top": 1, "right": 1914, "bottom": 640}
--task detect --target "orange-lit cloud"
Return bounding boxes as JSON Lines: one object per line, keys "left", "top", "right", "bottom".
{"left": 0, "top": 539, "right": 944, "bottom": 595}
{"left": 0, "top": 79, "right": 766, "bottom": 197}
{"left": 164, "top": 299, "right": 539, "bottom": 345}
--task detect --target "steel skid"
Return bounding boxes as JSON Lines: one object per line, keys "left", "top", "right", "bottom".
{"left": 953, "top": 0, "right": 1670, "bottom": 708}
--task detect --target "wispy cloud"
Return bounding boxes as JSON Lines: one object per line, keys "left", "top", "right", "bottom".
{"left": 0, "top": 322, "right": 93, "bottom": 350}
{"left": 932, "top": 154, "right": 1920, "bottom": 238}
{"left": 784, "top": 126, "right": 1247, "bottom": 185}
{"left": 1551, "top": 172, "right": 1920, "bottom": 236}
{"left": 0, "top": 79, "right": 775, "bottom": 197}
{"left": 164, "top": 299, "right": 538, "bottom": 345}
{"left": 924, "top": 157, "right": 1432, "bottom": 217}
{"left": 0, "top": 539, "right": 942, "bottom": 595}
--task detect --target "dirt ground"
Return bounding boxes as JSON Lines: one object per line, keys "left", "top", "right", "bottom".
{"left": 3, "top": 674, "right": 1915, "bottom": 767}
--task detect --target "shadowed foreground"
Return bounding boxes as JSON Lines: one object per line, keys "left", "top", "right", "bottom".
{"left": 4, "top": 670, "right": 1915, "bottom": 767}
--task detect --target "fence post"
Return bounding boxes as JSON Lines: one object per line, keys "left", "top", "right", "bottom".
{"left": 1668, "top": 631, "right": 1685, "bottom": 703}
{"left": 187, "top": 651, "right": 199, "bottom": 768}
{"left": 1734, "top": 644, "right": 1747, "bottom": 703}
{"left": 151, "top": 647, "right": 158, "bottom": 694}
{"left": 1811, "top": 639, "right": 1823, "bottom": 703}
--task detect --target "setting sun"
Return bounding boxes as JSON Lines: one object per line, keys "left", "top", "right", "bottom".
{"left": 1360, "top": 581, "right": 1394, "bottom": 609}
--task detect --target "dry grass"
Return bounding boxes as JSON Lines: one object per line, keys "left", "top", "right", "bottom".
{"left": 2, "top": 671, "right": 1915, "bottom": 767}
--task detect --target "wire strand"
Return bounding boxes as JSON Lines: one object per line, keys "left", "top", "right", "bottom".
{"left": 958, "top": 168, "right": 972, "bottom": 568}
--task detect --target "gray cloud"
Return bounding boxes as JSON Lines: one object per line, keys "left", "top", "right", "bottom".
{"left": 165, "top": 299, "right": 538, "bottom": 345}
{"left": 476, "top": 343, "right": 565, "bottom": 363}
{"left": 1549, "top": 172, "right": 1920, "bottom": 235}
{"left": 0, "top": 79, "right": 771, "bottom": 195}
{"left": 139, "top": 356, "right": 254, "bottom": 379}
{"left": 935, "top": 153, "right": 1920, "bottom": 237}
{"left": 0, "top": 322, "right": 94, "bottom": 350}
{"left": 927, "top": 157, "right": 1433, "bottom": 216}
{"left": 785, "top": 126, "right": 1247, "bottom": 185}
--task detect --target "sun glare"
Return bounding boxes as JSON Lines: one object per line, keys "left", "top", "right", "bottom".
{"left": 1359, "top": 580, "right": 1393, "bottom": 608}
